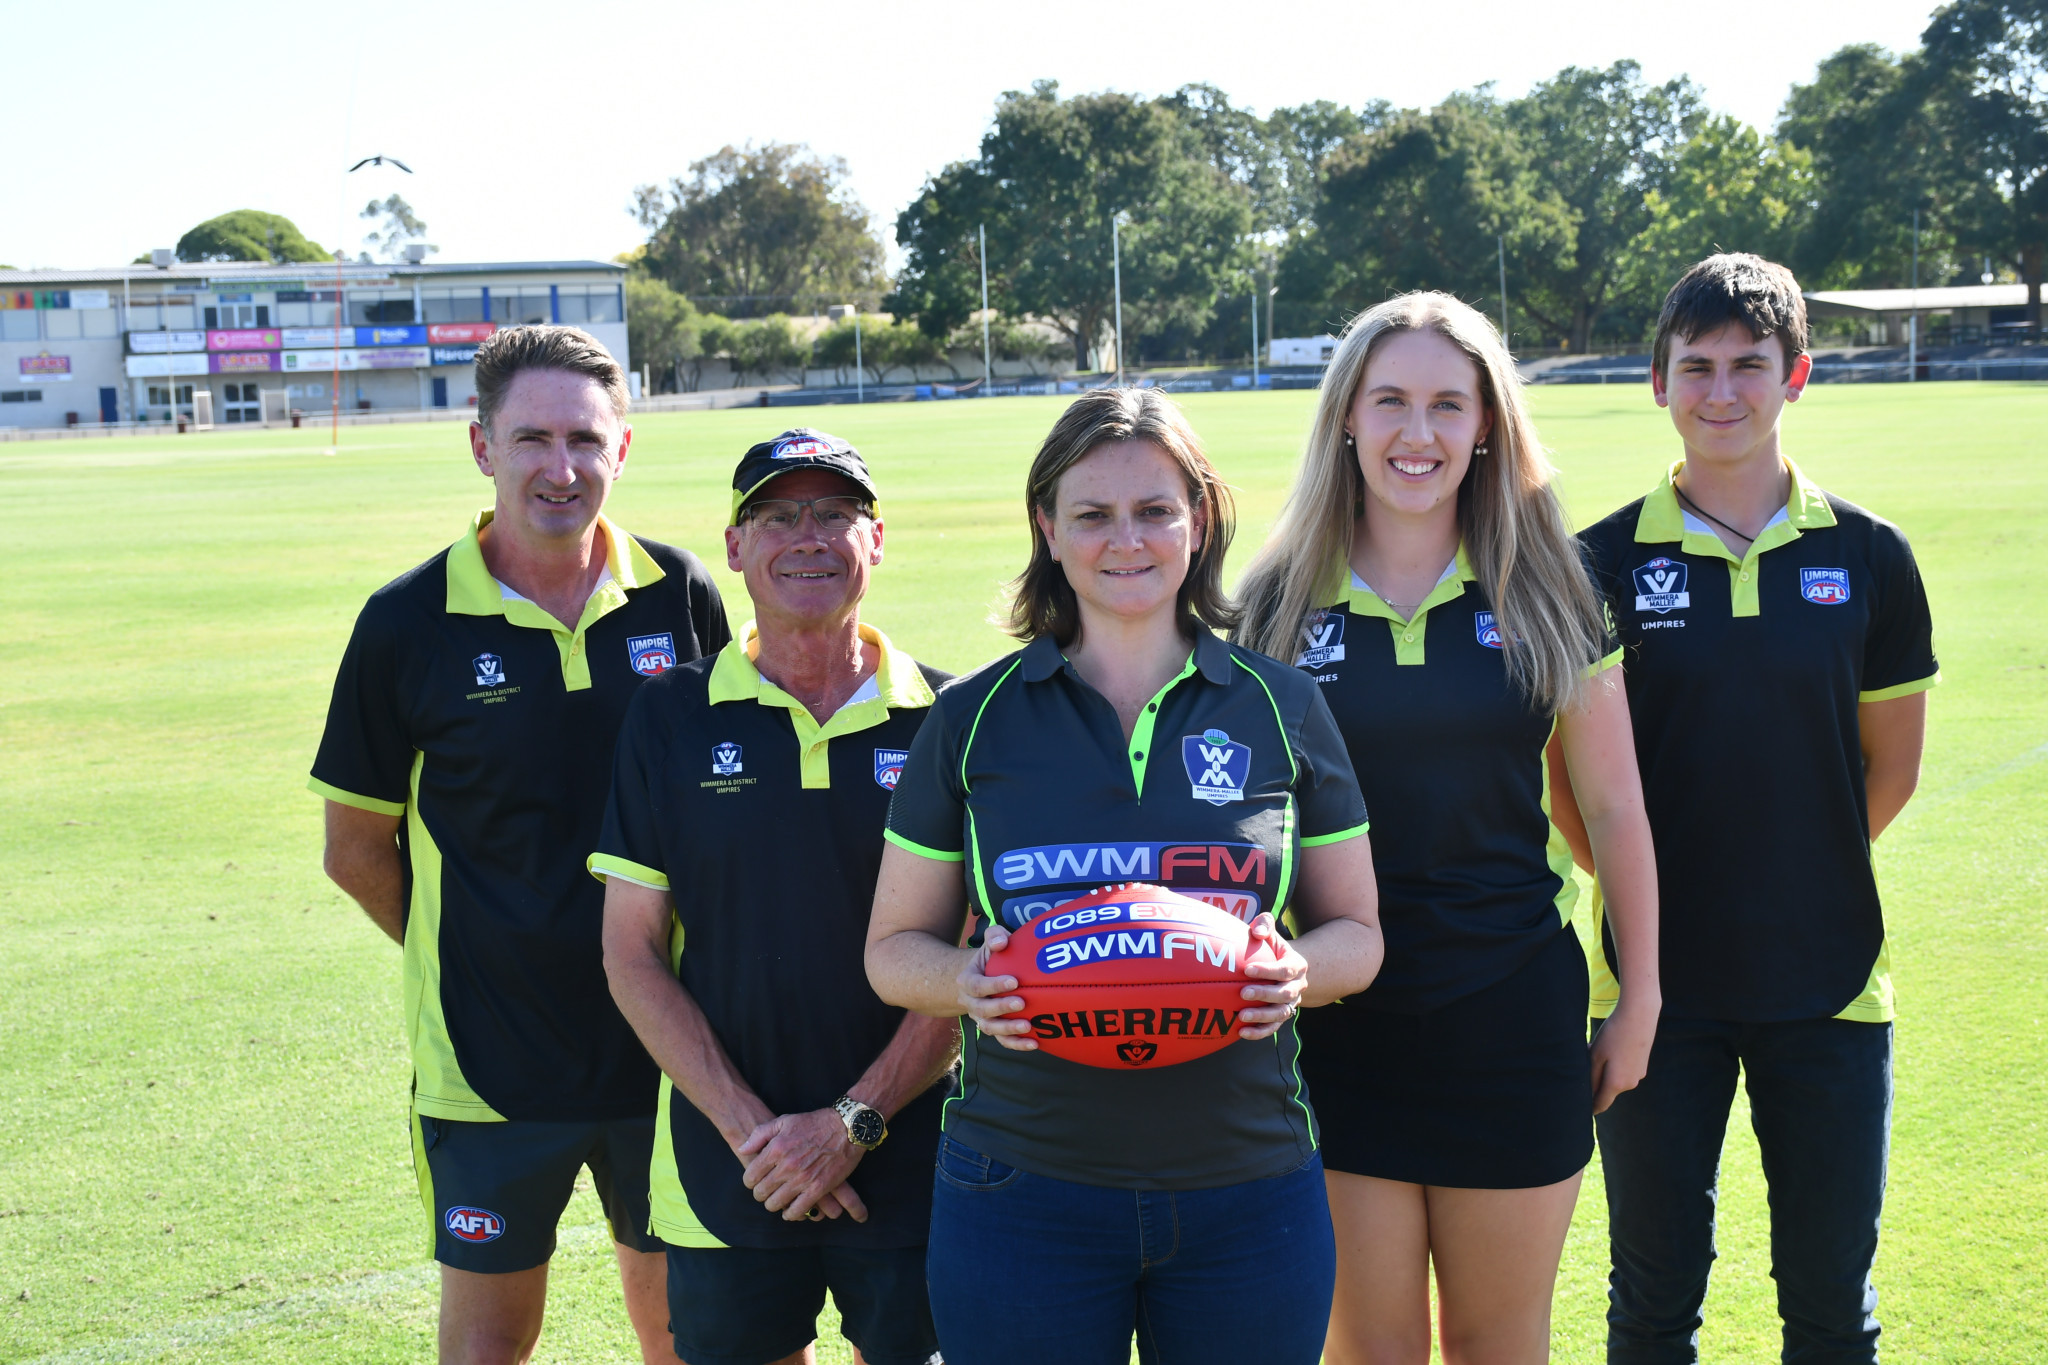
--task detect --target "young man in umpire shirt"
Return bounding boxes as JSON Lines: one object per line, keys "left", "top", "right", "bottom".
{"left": 311, "top": 326, "right": 729, "bottom": 1365}
{"left": 596, "top": 430, "right": 957, "bottom": 1365}
{"left": 1554, "top": 255, "right": 1938, "bottom": 1365}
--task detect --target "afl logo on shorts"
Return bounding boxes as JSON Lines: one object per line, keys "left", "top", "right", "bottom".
{"left": 445, "top": 1206, "right": 504, "bottom": 1243}
{"left": 1475, "top": 611, "right": 1505, "bottom": 649}
{"left": 1801, "top": 568, "right": 1851, "bottom": 605}
{"left": 874, "top": 748, "right": 908, "bottom": 790}
{"left": 627, "top": 632, "right": 677, "bottom": 677}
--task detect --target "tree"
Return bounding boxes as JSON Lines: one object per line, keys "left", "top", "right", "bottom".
{"left": 625, "top": 273, "right": 703, "bottom": 394}
{"left": 1278, "top": 94, "right": 1569, "bottom": 331}
{"left": 173, "top": 210, "right": 329, "bottom": 263}
{"left": 1922, "top": 0, "right": 2048, "bottom": 326}
{"left": 361, "top": 194, "right": 436, "bottom": 262}
{"left": 1624, "top": 116, "right": 1818, "bottom": 308}
{"left": 947, "top": 317, "right": 1067, "bottom": 376}
{"left": 890, "top": 82, "right": 1255, "bottom": 367}
{"left": 1504, "top": 62, "right": 1707, "bottom": 349}
{"left": 633, "top": 144, "right": 887, "bottom": 317}
{"left": 724, "top": 314, "right": 809, "bottom": 385}
{"left": 815, "top": 316, "right": 949, "bottom": 385}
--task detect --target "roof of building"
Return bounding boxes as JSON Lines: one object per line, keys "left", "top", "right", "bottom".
{"left": 1804, "top": 283, "right": 2040, "bottom": 314}
{"left": 0, "top": 260, "right": 625, "bottom": 287}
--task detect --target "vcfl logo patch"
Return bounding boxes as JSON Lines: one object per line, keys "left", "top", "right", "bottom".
{"left": 1632, "top": 557, "right": 1691, "bottom": 614}
{"left": 1295, "top": 609, "right": 1346, "bottom": 668}
{"left": 1182, "top": 729, "right": 1250, "bottom": 805}
{"left": 472, "top": 653, "right": 506, "bottom": 687}
{"left": 444, "top": 1206, "right": 504, "bottom": 1243}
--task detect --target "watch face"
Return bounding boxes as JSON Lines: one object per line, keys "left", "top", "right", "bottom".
{"left": 849, "top": 1108, "right": 886, "bottom": 1147}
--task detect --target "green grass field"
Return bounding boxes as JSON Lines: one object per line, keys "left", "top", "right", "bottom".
{"left": 3, "top": 384, "right": 2043, "bottom": 1364}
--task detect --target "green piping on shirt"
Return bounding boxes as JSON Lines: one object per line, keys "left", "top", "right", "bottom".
{"left": 1124, "top": 652, "right": 1199, "bottom": 796}
{"left": 1301, "top": 822, "right": 1370, "bottom": 848}
{"left": 883, "top": 829, "right": 963, "bottom": 862}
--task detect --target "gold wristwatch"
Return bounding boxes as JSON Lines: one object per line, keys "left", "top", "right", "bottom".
{"left": 832, "top": 1095, "right": 887, "bottom": 1150}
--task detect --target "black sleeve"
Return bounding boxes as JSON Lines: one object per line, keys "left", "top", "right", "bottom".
{"left": 884, "top": 693, "right": 969, "bottom": 862}
{"left": 1860, "top": 521, "right": 1938, "bottom": 699}
{"left": 591, "top": 686, "right": 673, "bottom": 889}
{"left": 309, "top": 601, "right": 415, "bottom": 815}
{"left": 687, "top": 557, "right": 731, "bottom": 658}
{"left": 1294, "top": 682, "right": 1370, "bottom": 843}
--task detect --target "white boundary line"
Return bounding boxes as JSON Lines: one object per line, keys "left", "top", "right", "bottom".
{"left": 21, "top": 1225, "right": 608, "bottom": 1365}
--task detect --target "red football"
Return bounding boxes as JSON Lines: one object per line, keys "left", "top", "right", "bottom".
{"left": 985, "top": 883, "right": 1283, "bottom": 1070}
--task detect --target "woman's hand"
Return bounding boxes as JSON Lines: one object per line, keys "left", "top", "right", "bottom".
{"left": 958, "top": 922, "right": 1037, "bottom": 1051}
{"left": 1591, "top": 995, "right": 1658, "bottom": 1114}
{"left": 1236, "top": 913, "right": 1308, "bottom": 1041}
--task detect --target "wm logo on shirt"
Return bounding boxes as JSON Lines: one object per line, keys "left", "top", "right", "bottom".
{"left": 1182, "top": 728, "right": 1250, "bottom": 805}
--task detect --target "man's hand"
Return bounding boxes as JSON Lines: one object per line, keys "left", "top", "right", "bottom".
{"left": 736, "top": 1110, "right": 869, "bottom": 1222}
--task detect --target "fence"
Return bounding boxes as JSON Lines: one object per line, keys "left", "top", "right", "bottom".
{"left": 1528, "top": 355, "right": 2048, "bottom": 385}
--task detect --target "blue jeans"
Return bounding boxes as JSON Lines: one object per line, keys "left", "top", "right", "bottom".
{"left": 1595, "top": 1016, "right": 1892, "bottom": 1365}
{"left": 926, "top": 1136, "right": 1336, "bottom": 1365}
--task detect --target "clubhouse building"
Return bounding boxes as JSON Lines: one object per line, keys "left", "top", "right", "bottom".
{"left": 0, "top": 257, "right": 627, "bottom": 429}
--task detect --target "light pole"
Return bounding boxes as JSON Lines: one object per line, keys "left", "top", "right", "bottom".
{"left": 1498, "top": 236, "right": 1509, "bottom": 343}
{"left": 979, "top": 223, "right": 992, "bottom": 391}
{"left": 854, "top": 309, "right": 864, "bottom": 404}
{"left": 1908, "top": 207, "right": 1920, "bottom": 383}
{"left": 1112, "top": 212, "right": 1125, "bottom": 385}
{"left": 1250, "top": 283, "right": 1260, "bottom": 388}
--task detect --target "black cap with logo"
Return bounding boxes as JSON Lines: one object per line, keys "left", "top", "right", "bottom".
{"left": 729, "top": 428, "right": 879, "bottom": 523}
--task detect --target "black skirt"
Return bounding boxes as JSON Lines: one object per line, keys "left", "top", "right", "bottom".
{"left": 1300, "top": 925, "right": 1593, "bottom": 1189}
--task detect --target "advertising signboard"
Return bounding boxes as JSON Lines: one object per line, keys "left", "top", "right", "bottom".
{"left": 210, "top": 352, "right": 281, "bottom": 374}
{"left": 428, "top": 323, "right": 497, "bottom": 345}
{"left": 69, "top": 291, "right": 111, "bottom": 310}
{"left": 357, "top": 325, "right": 427, "bottom": 347}
{"left": 126, "top": 353, "right": 211, "bottom": 378}
{"left": 20, "top": 352, "right": 73, "bottom": 380}
{"left": 430, "top": 345, "right": 481, "bottom": 365}
{"left": 282, "top": 346, "right": 431, "bottom": 372}
{"left": 129, "top": 331, "right": 208, "bottom": 354}
{"left": 283, "top": 349, "right": 356, "bottom": 372}
{"left": 207, "top": 328, "right": 282, "bottom": 351}
{"left": 280, "top": 327, "right": 351, "bottom": 349}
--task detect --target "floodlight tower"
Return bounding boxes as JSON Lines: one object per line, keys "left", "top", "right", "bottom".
{"left": 340, "top": 154, "right": 415, "bottom": 445}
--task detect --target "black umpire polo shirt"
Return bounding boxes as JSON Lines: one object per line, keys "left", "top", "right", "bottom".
{"left": 590, "top": 624, "right": 951, "bottom": 1249}
{"left": 310, "top": 511, "right": 729, "bottom": 1122}
{"left": 1579, "top": 459, "right": 1939, "bottom": 1024}
{"left": 884, "top": 628, "right": 1369, "bottom": 1190}
{"left": 1289, "top": 545, "right": 1620, "bottom": 1015}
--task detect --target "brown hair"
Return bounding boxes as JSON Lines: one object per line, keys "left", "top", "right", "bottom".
{"left": 1653, "top": 253, "right": 1809, "bottom": 380}
{"left": 1006, "top": 388, "right": 1238, "bottom": 643}
{"left": 473, "top": 324, "right": 630, "bottom": 435}
{"left": 1233, "top": 291, "right": 1605, "bottom": 714}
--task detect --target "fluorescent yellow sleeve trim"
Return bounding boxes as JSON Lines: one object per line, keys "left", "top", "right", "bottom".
{"left": 588, "top": 852, "right": 670, "bottom": 890}
{"left": 1859, "top": 672, "right": 1940, "bottom": 703}
{"left": 1301, "top": 821, "right": 1370, "bottom": 848}
{"left": 884, "top": 828, "right": 964, "bottom": 861}
{"left": 1584, "top": 647, "right": 1625, "bottom": 679}
{"left": 308, "top": 776, "right": 406, "bottom": 817}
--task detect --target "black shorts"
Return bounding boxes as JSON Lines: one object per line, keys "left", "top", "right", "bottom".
{"left": 666, "top": 1241, "right": 940, "bottom": 1365}
{"left": 411, "top": 1109, "right": 666, "bottom": 1273}
{"left": 1301, "top": 925, "right": 1593, "bottom": 1189}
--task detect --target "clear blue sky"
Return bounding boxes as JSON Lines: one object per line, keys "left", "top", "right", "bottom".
{"left": 9, "top": 0, "right": 1938, "bottom": 272}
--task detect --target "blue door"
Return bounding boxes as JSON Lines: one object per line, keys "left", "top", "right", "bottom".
{"left": 432, "top": 377, "right": 449, "bottom": 408}
{"left": 99, "top": 387, "right": 118, "bottom": 423}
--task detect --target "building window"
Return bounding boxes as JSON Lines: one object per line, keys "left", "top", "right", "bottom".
{"left": 2, "top": 390, "right": 45, "bottom": 403}
{"left": 1, "top": 312, "right": 37, "bottom": 342}
{"left": 147, "top": 384, "right": 194, "bottom": 410}
{"left": 492, "top": 290, "right": 552, "bottom": 325}
{"left": 422, "top": 290, "right": 486, "bottom": 324}
{"left": 349, "top": 291, "right": 416, "bottom": 325}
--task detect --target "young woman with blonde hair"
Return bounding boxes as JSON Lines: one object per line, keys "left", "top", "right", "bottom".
{"left": 1235, "top": 293, "right": 1661, "bottom": 1365}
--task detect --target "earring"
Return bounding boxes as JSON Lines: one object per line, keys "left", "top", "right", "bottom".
{"left": 1473, "top": 440, "right": 1489, "bottom": 458}
{"left": 1342, "top": 431, "right": 1355, "bottom": 447}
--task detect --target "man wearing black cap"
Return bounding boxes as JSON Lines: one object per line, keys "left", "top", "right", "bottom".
{"left": 595, "top": 429, "right": 956, "bottom": 1365}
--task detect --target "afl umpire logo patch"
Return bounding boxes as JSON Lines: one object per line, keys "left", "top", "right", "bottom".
{"left": 1295, "top": 608, "right": 1346, "bottom": 668}
{"left": 772, "top": 434, "right": 835, "bottom": 460}
{"left": 1475, "top": 611, "right": 1505, "bottom": 649}
{"left": 1633, "top": 557, "right": 1690, "bottom": 614}
{"left": 874, "top": 748, "right": 908, "bottom": 790}
{"left": 472, "top": 653, "right": 506, "bottom": 687}
{"left": 1183, "top": 728, "right": 1250, "bottom": 806}
{"left": 445, "top": 1206, "right": 504, "bottom": 1243}
{"left": 711, "top": 742, "right": 743, "bottom": 776}
{"left": 627, "top": 632, "right": 677, "bottom": 676}
{"left": 1801, "top": 568, "right": 1851, "bottom": 605}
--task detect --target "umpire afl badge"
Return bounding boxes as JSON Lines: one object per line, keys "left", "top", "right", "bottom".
{"left": 1633, "top": 557, "right": 1690, "bottom": 614}
{"left": 874, "top": 748, "right": 909, "bottom": 791}
{"left": 473, "top": 653, "right": 506, "bottom": 687}
{"left": 1801, "top": 568, "right": 1851, "bottom": 605}
{"left": 711, "top": 742, "right": 743, "bottom": 776}
{"left": 628, "top": 632, "right": 678, "bottom": 677}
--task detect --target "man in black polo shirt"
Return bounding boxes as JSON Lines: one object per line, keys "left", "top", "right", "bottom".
{"left": 312, "top": 326, "right": 728, "bottom": 1364}
{"left": 1562, "top": 255, "right": 1937, "bottom": 1364}
{"left": 596, "top": 429, "right": 956, "bottom": 1365}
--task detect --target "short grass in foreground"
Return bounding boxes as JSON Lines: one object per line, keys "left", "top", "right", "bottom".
{"left": 1, "top": 384, "right": 2042, "bottom": 1363}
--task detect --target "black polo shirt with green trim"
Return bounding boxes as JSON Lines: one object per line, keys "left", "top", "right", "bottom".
{"left": 1579, "top": 459, "right": 1939, "bottom": 1024}
{"left": 1288, "top": 544, "right": 1618, "bottom": 1016}
{"left": 590, "top": 624, "right": 952, "bottom": 1250}
{"left": 883, "top": 628, "right": 1369, "bottom": 1190}
{"left": 310, "top": 511, "right": 729, "bottom": 1122}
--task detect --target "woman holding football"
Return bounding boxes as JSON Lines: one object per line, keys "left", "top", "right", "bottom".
{"left": 1231, "top": 291, "right": 1661, "bottom": 1365}
{"left": 866, "top": 386, "right": 1382, "bottom": 1365}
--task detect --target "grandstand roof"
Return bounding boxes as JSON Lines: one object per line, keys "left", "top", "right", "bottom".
{"left": 1805, "top": 284, "right": 2039, "bottom": 314}
{"left": 0, "top": 260, "right": 623, "bottom": 286}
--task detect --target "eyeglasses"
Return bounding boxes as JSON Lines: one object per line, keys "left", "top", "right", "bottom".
{"left": 739, "top": 496, "right": 874, "bottom": 532}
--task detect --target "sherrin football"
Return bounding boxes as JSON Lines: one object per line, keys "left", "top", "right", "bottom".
{"left": 984, "top": 883, "right": 1283, "bottom": 1070}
